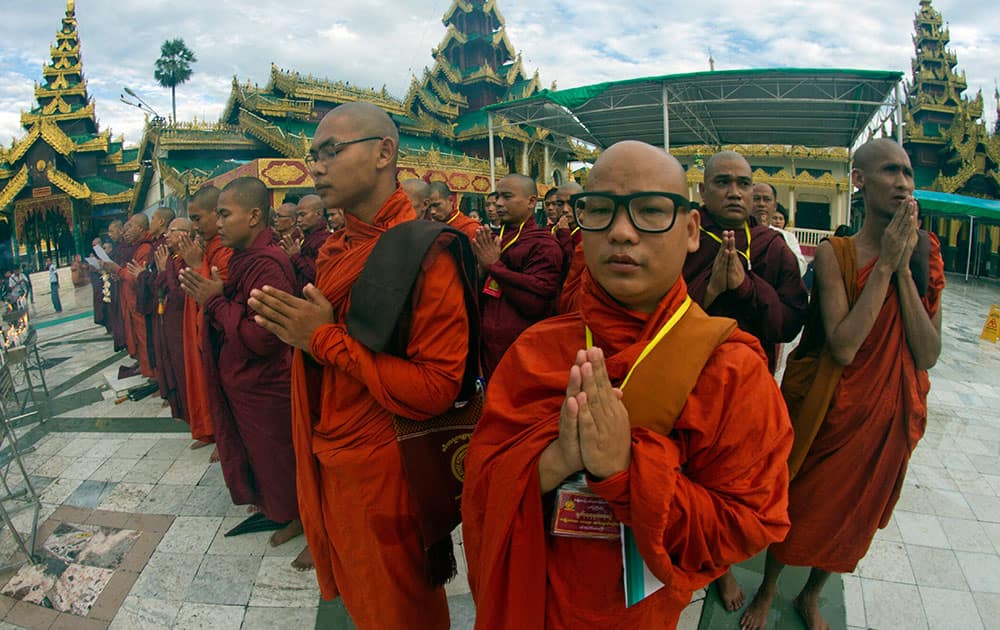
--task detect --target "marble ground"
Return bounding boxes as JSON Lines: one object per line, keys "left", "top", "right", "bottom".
{"left": 0, "top": 273, "right": 998, "bottom": 629}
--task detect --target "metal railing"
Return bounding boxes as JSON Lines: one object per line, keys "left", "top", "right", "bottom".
{"left": 792, "top": 227, "right": 833, "bottom": 247}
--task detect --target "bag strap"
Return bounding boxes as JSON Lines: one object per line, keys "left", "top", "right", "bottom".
{"left": 621, "top": 302, "right": 737, "bottom": 436}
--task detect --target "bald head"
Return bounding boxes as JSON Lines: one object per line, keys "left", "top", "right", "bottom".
{"left": 131, "top": 213, "right": 149, "bottom": 230}
{"left": 588, "top": 141, "right": 687, "bottom": 195}
{"left": 494, "top": 174, "right": 539, "bottom": 225}
{"left": 222, "top": 177, "right": 271, "bottom": 223}
{"left": 557, "top": 182, "right": 584, "bottom": 197}
{"left": 169, "top": 217, "right": 191, "bottom": 231}
{"left": 190, "top": 185, "right": 220, "bottom": 212}
{"left": 401, "top": 179, "right": 431, "bottom": 216}
{"left": 296, "top": 193, "right": 327, "bottom": 232}
{"left": 703, "top": 150, "right": 750, "bottom": 180}
{"left": 699, "top": 149, "right": 753, "bottom": 227}
{"left": 327, "top": 102, "right": 399, "bottom": 146}
{"left": 854, "top": 138, "right": 908, "bottom": 173}
{"left": 151, "top": 207, "right": 176, "bottom": 238}
{"left": 166, "top": 217, "right": 191, "bottom": 250}
{"left": 500, "top": 174, "right": 538, "bottom": 198}
{"left": 108, "top": 219, "right": 123, "bottom": 242}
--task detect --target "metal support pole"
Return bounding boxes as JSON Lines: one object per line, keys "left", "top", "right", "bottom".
{"left": 966, "top": 215, "right": 974, "bottom": 281}
{"left": 895, "top": 82, "right": 904, "bottom": 144}
{"left": 662, "top": 83, "right": 670, "bottom": 151}
{"left": 488, "top": 113, "right": 496, "bottom": 189}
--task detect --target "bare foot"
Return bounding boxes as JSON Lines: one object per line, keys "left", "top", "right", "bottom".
{"left": 292, "top": 545, "right": 314, "bottom": 571}
{"left": 793, "top": 592, "right": 830, "bottom": 630}
{"left": 209, "top": 447, "right": 220, "bottom": 463}
{"left": 716, "top": 570, "right": 745, "bottom": 612}
{"left": 270, "top": 519, "right": 303, "bottom": 547}
{"left": 740, "top": 585, "right": 776, "bottom": 630}
{"left": 190, "top": 440, "right": 211, "bottom": 450}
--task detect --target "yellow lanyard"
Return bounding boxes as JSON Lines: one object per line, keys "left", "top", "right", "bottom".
{"left": 446, "top": 211, "right": 459, "bottom": 224}
{"left": 499, "top": 220, "right": 526, "bottom": 254}
{"left": 584, "top": 295, "right": 692, "bottom": 390}
{"left": 700, "top": 223, "right": 752, "bottom": 271}
{"left": 551, "top": 225, "right": 581, "bottom": 236}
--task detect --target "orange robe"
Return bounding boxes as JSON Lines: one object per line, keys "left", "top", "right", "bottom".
{"left": 290, "top": 187, "right": 468, "bottom": 629}
{"left": 463, "top": 272, "right": 793, "bottom": 629}
{"left": 183, "top": 235, "right": 232, "bottom": 443}
{"left": 771, "top": 235, "right": 945, "bottom": 573}
{"left": 120, "top": 233, "right": 155, "bottom": 378}
{"left": 444, "top": 209, "right": 480, "bottom": 241}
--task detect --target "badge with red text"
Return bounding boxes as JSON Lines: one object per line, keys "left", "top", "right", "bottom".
{"left": 551, "top": 476, "right": 620, "bottom": 540}
{"left": 482, "top": 275, "right": 502, "bottom": 298}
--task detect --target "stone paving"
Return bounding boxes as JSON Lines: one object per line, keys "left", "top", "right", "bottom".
{"left": 0, "top": 273, "right": 997, "bottom": 629}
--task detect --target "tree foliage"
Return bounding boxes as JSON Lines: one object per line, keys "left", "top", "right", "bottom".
{"left": 154, "top": 39, "right": 197, "bottom": 122}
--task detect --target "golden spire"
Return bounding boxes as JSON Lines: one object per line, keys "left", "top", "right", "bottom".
{"left": 67, "top": 0, "right": 75, "bottom": 15}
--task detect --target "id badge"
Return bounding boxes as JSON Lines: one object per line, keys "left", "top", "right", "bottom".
{"left": 482, "top": 275, "right": 502, "bottom": 298}
{"left": 550, "top": 474, "right": 620, "bottom": 540}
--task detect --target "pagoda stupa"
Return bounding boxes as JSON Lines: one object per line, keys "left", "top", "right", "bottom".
{"left": 0, "top": 0, "right": 138, "bottom": 269}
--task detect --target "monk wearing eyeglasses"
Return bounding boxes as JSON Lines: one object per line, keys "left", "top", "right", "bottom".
{"left": 463, "top": 140, "right": 793, "bottom": 628}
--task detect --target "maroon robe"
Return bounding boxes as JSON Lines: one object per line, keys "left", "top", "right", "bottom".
{"left": 289, "top": 226, "right": 331, "bottom": 289}
{"left": 90, "top": 267, "right": 109, "bottom": 330}
{"left": 553, "top": 226, "right": 582, "bottom": 280}
{"left": 201, "top": 229, "right": 299, "bottom": 522}
{"left": 109, "top": 240, "right": 135, "bottom": 352}
{"left": 682, "top": 211, "right": 808, "bottom": 372}
{"left": 154, "top": 255, "right": 188, "bottom": 421}
{"left": 137, "top": 234, "right": 167, "bottom": 370}
{"left": 480, "top": 221, "right": 564, "bottom": 380}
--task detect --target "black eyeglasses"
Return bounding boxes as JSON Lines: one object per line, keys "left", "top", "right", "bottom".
{"left": 305, "top": 136, "right": 384, "bottom": 166}
{"left": 570, "top": 192, "right": 689, "bottom": 233}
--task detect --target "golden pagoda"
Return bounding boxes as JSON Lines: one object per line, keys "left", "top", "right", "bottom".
{"left": 902, "top": 0, "right": 1000, "bottom": 272}
{"left": 133, "top": 0, "right": 567, "bottom": 215}
{"left": 0, "top": 0, "right": 138, "bottom": 268}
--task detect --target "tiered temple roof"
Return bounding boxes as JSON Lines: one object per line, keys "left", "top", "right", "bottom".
{"left": 903, "top": 0, "right": 999, "bottom": 197}
{"left": 0, "top": 0, "right": 138, "bottom": 255}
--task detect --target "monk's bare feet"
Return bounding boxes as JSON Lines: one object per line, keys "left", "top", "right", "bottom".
{"left": 716, "top": 570, "right": 745, "bottom": 612}
{"left": 209, "top": 447, "right": 220, "bottom": 463}
{"left": 190, "top": 440, "right": 211, "bottom": 450}
{"left": 270, "top": 519, "right": 303, "bottom": 547}
{"left": 740, "top": 585, "right": 776, "bottom": 630}
{"left": 292, "top": 545, "right": 314, "bottom": 571}
{"left": 793, "top": 592, "right": 830, "bottom": 630}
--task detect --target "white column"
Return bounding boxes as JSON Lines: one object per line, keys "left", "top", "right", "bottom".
{"left": 521, "top": 142, "right": 529, "bottom": 175}
{"left": 788, "top": 188, "right": 797, "bottom": 227}
{"left": 543, "top": 145, "right": 551, "bottom": 184}
{"left": 662, "top": 83, "right": 670, "bottom": 151}
{"left": 488, "top": 113, "right": 496, "bottom": 188}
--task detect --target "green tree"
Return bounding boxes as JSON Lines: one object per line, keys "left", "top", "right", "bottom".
{"left": 153, "top": 38, "right": 196, "bottom": 123}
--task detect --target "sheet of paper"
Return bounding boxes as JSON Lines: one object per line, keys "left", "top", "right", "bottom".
{"left": 85, "top": 256, "right": 102, "bottom": 270}
{"left": 93, "top": 244, "right": 113, "bottom": 263}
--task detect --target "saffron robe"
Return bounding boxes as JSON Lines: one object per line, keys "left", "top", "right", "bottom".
{"left": 444, "top": 210, "right": 481, "bottom": 241}
{"left": 771, "top": 235, "right": 945, "bottom": 573}
{"left": 290, "top": 188, "right": 467, "bottom": 629}
{"left": 463, "top": 273, "right": 793, "bottom": 629}
{"left": 202, "top": 229, "right": 298, "bottom": 521}
{"left": 119, "top": 233, "right": 155, "bottom": 377}
{"left": 683, "top": 211, "right": 808, "bottom": 372}
{"left": 109, "top": 240, "right": 135, "bottom": 353}
{"left": 480, "top": 221, "right": 564, "bottom": 379}
{"left": 154, "top": 255, "right": 188, "bottom": 421}
{"left": 289, "top": 226, "right": 332, "bottom": 289}
{"left": 183, "top": 236, "right": 232, "bottom": 443}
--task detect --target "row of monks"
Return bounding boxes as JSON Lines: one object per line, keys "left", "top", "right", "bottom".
{"left": 90, "top": 101, "right": 943, "bottom": 630}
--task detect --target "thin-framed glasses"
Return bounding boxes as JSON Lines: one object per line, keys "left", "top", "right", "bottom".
{"left": 570, "top": 191, "right": 689, "bottom": 233}
{"left": 305, "top": 136, "right": 384, "bottom": 166}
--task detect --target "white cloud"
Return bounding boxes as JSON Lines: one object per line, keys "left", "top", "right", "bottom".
{"left": 1, "top": 0, "right": 996, "bottom": 149}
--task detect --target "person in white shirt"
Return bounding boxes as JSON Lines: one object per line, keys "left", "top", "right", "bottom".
{"left": 753, "top": 183, "right": 807, "bottom": 276}
{"left": 48, "top": 258, "right": 62, "bottom": 313}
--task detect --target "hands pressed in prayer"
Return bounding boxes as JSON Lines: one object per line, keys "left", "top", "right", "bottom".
{"left": 279, "top": 233, "right": 301, "bottom": 258}
{"left": 881, "top": 197, "right": 918, "bottom": 273}
{"left": 125, "top": 260, "right": 146, "bottom": 278}
{"left": 154, "top": 245, "right": 170, "bottom": 273}
{"left": 179, "top": 266, "right": 223, "bottom": 305}
{"left": 177, "top": 233, "right": 205, "bottom": 269}
{"left": 723, "top": 231, "right": 746, "bottom": 289}
{"left": 248, "top": 283, "right": 334, "bottom": 351}
{"left": 574, "top": 347, "right": 631, "bottom": 479}
{"left": 470, "top": 225, "right": 501, "bottom": 267}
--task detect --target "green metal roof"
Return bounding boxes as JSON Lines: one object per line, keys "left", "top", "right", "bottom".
{"left": 914, "top": 190, "right": 1000, "bottom": 221}
{"left": 485, "top": 68, "right": 904, "bottom": 149}
{"left": 273, "top": 119, "right": 316, "bottom": 137}
{"left": 398, "top": 134, "right": 465, "bottom": 156}
{"left": 122, "top": 148, "right": 139, "bottom": 162}
{"left": 83, "top": 176, "right": 132, "bottom": 195}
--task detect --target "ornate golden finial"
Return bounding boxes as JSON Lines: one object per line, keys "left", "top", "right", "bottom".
{"left": 67, "top": 0, "right": 75, "bottom": 15}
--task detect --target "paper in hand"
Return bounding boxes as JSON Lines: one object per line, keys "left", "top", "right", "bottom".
{"left": 93, "top": 244, "right": 113, "bottom": 263}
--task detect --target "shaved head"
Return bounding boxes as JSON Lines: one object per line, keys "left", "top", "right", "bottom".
{"left": 190, "top": 185, "right": 220, "bottom": 212}
{"left": 222, "top": 177, "right": 271, "bottom": 223}
{"left": 500, "top": 173, "right": 538, "bottom": 198}
{"left": 427, "top": 181, "right": 451, "bottom": 198}
{"left": 153, "top": 207, "right": 175, "bottom": 224}
{"left": 854, "top": 138, "right": 907, "bottom": 173}
{"left": 588, "top": 141, "right": 687, "bottom": 196}
{"left": 557, "top": 182, "right": 583, "bottom": 197}
{"left": 401, "top": 179, "right": 431, "bottom": 217}
{"left": 328, "top": 102, "right": 399, "bottom": 146}
{"left": 703, "top": 150, "right": 750, "bottom": 180}
{"left": 108, "top": 219, "right": 123, "bottom": 231}
{"left": 169, "top": 217, "right": 191, "bottom": 230}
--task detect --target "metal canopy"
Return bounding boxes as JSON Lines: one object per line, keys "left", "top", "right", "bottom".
{"left": 485, "top": 68, "right": 904, "bottom": 151}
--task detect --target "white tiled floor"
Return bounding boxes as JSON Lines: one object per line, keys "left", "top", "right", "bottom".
{"left": 6, "top": 273, "right": 1000, "bottom": 629}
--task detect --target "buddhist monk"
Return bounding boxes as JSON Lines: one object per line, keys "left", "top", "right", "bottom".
{"left": 471, "top": 173, "right": 564, "bottom": 380}
{"left": 741, "top": 139, "right": 944, "bottom": 630}
{"left": 152, "top": 218, "right": 191, "bottom": 421}
{"left": 683, "top": 151, "right": 808, "bottom": 374}
{"left": 279, "top": 193, "right": 331, "bottom": 289}
{"left": 90, "top": 237, "right": 109, "bottom": 331}
{"left": 247, "top": 102, "right": 469, "bottom": 628}
{"left": 427, "top": 181, "right": 479, "bottom": 240}
{"left": 106, "top": 220, "right": 130, "bottom": 352}
{"left": 180, "top": 186, "right": 233, "bottom": 452}
{"left": 272, "top": 200, "right": 299, "bottom": 241}
{"left": 753, "top": 183, "right": 807, "bottom": 276}
{"left": 401, "top": 178, "right": 431, "bottom": 219}
{"left": 552, "top": 182, "right": 584, "bottom": 277}
{"left": 462, "top": 141, "right": 793, "bottom": 628}
{"left": 129, "top": 207, "right": 174, "bottom": 382}
{"left": 104, "top": 214, "right": 155, "bottom": 379}
{"left": 179, "top": 176, "right": 307, "bottom": 565}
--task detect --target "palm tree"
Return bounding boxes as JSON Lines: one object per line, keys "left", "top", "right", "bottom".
{"left": 153, "top": 39, "right": 196, "bottom": 123}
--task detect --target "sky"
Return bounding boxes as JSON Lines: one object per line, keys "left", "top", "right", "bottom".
{"left": 0, "top": 0, "right": 997, "bottom": 148}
